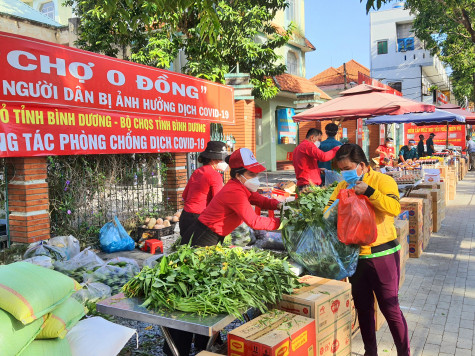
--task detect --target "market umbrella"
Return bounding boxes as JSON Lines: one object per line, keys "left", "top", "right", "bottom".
{"left": 366, "top": 109, "right": 465, "bottom": 148}
{"left": 437, "top": 104, "right": 475, "bottom": 125}
{"left": 293, "top": 84, "right": 435, "bottom": 122}
{"left": 365, "top": 109, "right": 465, "bottom": 125}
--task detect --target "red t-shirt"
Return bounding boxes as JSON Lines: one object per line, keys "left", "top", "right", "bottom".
{"left": 198, "top": 179, "right": 280, "bottom": 236}
{"left": 292, "top": 140, "right": 339, "bottom": 186}
{"left": 377, "top": 145, "right": 395, "bottom": 165}
{"left": 182, "top": 165, "right": 223, "bottom": 214}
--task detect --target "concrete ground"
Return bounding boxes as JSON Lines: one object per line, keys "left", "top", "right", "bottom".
{"left": 352, "top": 171, "right": 475, "bottom": 355}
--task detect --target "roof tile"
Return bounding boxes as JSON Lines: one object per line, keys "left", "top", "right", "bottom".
{"left": 273, "top": 73, "right": 332, "bottom": 100}
{"left": 310, "top": 60, "right": 369, "bottom": 86}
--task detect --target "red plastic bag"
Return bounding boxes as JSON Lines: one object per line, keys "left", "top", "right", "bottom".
{"left": 337, "top": 189, "right": 377, "bottom": 245}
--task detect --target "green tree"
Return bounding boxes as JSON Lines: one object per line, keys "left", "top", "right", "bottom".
{"left": 402, "top": 0, "right": 475, "bottom": 103}
{"left": 66, "top": 0, "right": 292, "bottom": 99}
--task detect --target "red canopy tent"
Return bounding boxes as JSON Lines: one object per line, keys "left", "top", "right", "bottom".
{"left": 437, "top": 104, "right": 475, "bottom": 125}
{"left": 293, "top": 84, "right": 435, "bottom": 122}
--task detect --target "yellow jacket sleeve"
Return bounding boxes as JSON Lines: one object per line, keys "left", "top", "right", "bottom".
{"left": 365, "top": 173, "right": 401, "bottom": 217}
{"left": 324, "top": 181, "right": 347, "bottom": 213}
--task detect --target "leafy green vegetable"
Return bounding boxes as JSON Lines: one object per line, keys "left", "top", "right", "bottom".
{"left": 281, "top": 183, "right": 359, "bottom": 280}
{"left": 123, "top": 245, "right": 303, "bottom": 319}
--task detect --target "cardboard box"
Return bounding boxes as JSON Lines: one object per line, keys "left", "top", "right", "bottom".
{"left": 395, "top": 219, "right": 409, "bottom": 243}
{"left": 409, "top": 240, "right": 423, "bottom": 258}
{"left": 316, "top": 314, "right": 352, "bottom": 356}
{"left": 228, "top": 310, "right": 316, "bottom": 356}
{"left": 350, "top": 298, "right": 359, "bottom": 339}
{"left": 400, "top": 198, "right": 424, "bottom": 244}
{"left": 196, "top": 352, "right": 223, "bottom": 356}
{"left": 276, "top": 276, "right": 352, "bottom": 334}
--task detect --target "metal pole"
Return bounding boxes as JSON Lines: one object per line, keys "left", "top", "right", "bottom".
{"left": 159, "top": 326, "right": 180, "bottom": 356}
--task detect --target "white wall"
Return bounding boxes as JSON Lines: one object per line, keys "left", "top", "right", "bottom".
{"left": 370, "top": 6, "right": 449, "bottom": 102}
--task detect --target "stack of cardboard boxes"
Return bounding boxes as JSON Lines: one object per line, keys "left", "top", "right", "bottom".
{"left": 400, "top": 197, "right": 424, "bottom": 258}
{"left": 228, "top": 310, "right": 317, "bottom": 356}
{"left": 274, "top": 276, "right": 352, "bottom": 356}
{"left": 414, "top": 186, "right": 444, "bottom": 232}
{"left": 447, "top": 168, "right": 457, "bottom": 200}
{"left": 407, "top": 190, "right": 433, "bottom": 248}
{"left": 394, "top": 218, "right": 409, "bottom": 286}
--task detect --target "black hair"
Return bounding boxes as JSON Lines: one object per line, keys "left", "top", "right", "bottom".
{"left": 306, "top": 128, "right": 323, "bottom": 139}
{"left": 198, "top": 156, "right": 212, "bottom": 165}
{"left": 325, "top": 123, "right": 339, "bottom": 137}
{"left": 467, "top": 135, "right": 471, "bottom": 140}
{"left": 225, "top": 155, "right": 246, "bottom": 178}
{"left": 385, "top": 137, "right": 393, "bottom": 142}
{"left": 335, "top": 143, "right": 369, "bottom": 165}
{"left": 419, "top": 135, "right": 425, "bottom": 139}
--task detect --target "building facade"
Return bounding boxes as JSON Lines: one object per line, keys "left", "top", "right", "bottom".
{"left": 370, "top": 3, "right": 451, "bottom": 104}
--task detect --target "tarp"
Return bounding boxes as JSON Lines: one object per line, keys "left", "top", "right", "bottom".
{"left": 366, "top": 109, "right": 465, "bottom": 125}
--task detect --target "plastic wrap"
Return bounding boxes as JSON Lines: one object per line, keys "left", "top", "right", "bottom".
{"left": 282, "top": 214, "right": 359, "bottom": 280}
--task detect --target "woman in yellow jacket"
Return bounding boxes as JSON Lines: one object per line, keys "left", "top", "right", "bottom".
{"left": 325, "top": 144, "right": 409, "bottom": 356}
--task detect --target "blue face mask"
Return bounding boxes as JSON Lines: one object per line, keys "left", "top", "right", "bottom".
{"left": 341, "top": 167, "right": 362, "bottom": 185}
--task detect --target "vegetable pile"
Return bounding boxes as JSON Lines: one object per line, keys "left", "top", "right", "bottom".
{"left": 123, "top": 245, "right": 303, "bottom": 319}
{"left": 281, "top": 183, "right": 359, "bottom": 280}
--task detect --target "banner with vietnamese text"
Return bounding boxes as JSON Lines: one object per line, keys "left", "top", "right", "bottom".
{"left": 0, "top": 32, "right": 234, "bottom": 157}
{"left": 404, "top": 123, "right": 466, "bottom": 149}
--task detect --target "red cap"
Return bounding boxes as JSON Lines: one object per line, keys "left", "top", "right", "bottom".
{"left": 228, "top": 148, "right": 266, "bottom": 173}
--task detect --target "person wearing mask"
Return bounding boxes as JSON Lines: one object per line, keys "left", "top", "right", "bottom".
{"left": 318, "top": 123, "right": 343, "bottom": 183}
{"left": 398, "top": 139, "right": 419, "bottom": 163}
{"left": 426, "top": 133, "right": 436, "bottom": 156}
{"left": 165, "top": 149, "right": 281, "bottom": 356}
{"left": 466, "top": 135, "right": 475, "bottom": 171}
{"left": 180, "top": 141, "right": 228, "bottom": 237}
{"left": 293, "top": 128, "right": 340, "bottom": 190}
{"left": 417, "top": 134, "right": 425, "bottom": 158}
{"left": 375, "top": 137, "right": 395, "bottom": 167}
{"left": 181, "top": 147, "right": 281, "bottom": 247}
{"left": 324, "top": 143, "right": 409, "bottom": 356}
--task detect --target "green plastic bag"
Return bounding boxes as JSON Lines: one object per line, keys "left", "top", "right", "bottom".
{"left": 0, "top": 262, "right": 79, "bottom": 324}
{"left": 37, "top": 298, "right": 85, "bottom": 339}
{"left": 20, "top": 338, "right": 72, "bottom": 356}
{"left": 0, "top": 308, "right": 47, "bottom": 356}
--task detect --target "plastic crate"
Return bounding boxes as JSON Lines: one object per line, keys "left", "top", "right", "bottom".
{"left": 137, "top": 223, "right": 176, "bottom": 241}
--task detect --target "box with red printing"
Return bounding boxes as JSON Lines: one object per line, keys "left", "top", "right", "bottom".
{"left": 228, "top": 310, "right": 316, "bottom": 356}
{"left": 276, "top": 275, "right": 351, "bottom": 334}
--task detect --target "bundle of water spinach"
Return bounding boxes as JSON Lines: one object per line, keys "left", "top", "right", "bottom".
{"left": 122, "top": 245, "right": 303, "bottom": 319}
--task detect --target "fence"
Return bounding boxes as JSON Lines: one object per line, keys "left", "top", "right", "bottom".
{"left": 47, "top": 154, "right": 170, "bottom": 246}
{"left": 0, "top": 158, "right": 8, "bottom": 249}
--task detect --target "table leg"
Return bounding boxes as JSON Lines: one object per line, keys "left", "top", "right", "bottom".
{"left": 160, "top": 326, "right": 180, "bottom": 356}
{"left": 206, "top": 333, "right": 219, "bottom": 351}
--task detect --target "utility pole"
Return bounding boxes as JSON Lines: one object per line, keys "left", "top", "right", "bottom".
{"left": 343, "top": 63, "right": 347, "bottom": 89}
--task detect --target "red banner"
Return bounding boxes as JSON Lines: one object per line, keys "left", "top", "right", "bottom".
{"left": 404, "top": 123, "right": 466, "bottom": 148}
{"left": 0, "top": 32, "right": 234, "bottom": 157}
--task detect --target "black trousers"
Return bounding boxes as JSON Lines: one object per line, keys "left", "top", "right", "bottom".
{"left": 180, "top": 220, "right": 225, "bottom": 247}
{"left": 178, "top": 210, "right": 200, "bottom": 239}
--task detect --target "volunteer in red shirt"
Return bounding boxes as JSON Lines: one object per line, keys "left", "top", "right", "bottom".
{"left": 293, "top": 128, "right": 340, "bottom": 190}
{"left": 180, "top": 148, "right": 281, "bottom": 247}
{"left": 375, "top": 137, "right": 395, "bottom": 167}
{"left": 180, "top": 141, "right": 228, "bottom": 236}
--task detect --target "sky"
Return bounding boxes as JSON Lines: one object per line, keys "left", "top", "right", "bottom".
{"left": 304, "top": 0, "right": 398, "bottom": 79}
